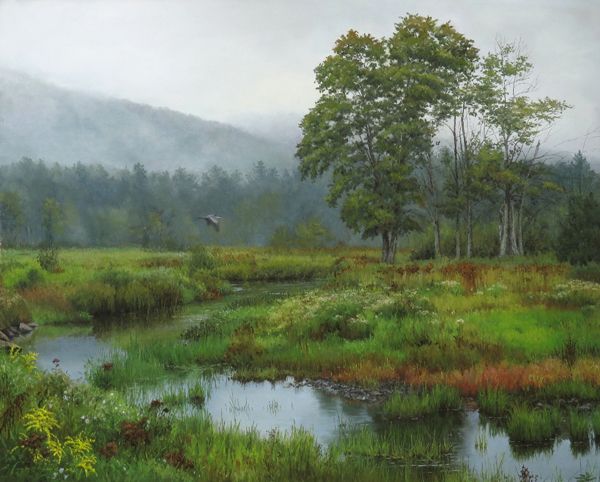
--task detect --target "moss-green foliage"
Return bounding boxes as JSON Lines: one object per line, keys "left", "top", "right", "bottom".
{"left": 383, "top": 386, "right": 462, "bottom": 419}
{"left": 3, "top": 266, "right": 45, "bottom": 291}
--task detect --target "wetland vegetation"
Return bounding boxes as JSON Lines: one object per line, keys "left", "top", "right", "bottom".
{"left": 2, "top": 247, "right": 600, "bottom": 480}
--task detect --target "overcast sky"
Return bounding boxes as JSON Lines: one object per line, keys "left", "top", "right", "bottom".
{"left": 0, "top": 0, "right": 598, "bottom": 157}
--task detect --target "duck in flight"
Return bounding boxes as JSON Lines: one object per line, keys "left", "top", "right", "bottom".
{"left": 200, "top": 214, "right": 223, "bottom": 232}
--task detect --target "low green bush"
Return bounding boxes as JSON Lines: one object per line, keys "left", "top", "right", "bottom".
{"left": 188, "top": 245, "right": 217, "bottom": 272}
{"left": 3, "top": 266, "right": 44, "bottom": 291}
{"left": 306, "top": 301, "right": 372, "bottom": 341}
{"left": 571, "top": 262, "right": 600, "bottom": 283}
{"left": 37, "top": 246, "right": 61, "bottom": 272}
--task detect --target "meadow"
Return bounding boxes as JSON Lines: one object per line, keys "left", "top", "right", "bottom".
{"left": 2, "top": 246, "right": 600, "bottom": 481}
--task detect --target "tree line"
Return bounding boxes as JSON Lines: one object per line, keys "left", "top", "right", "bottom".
{"left": 0, "top": 158, "right": 355, "bottom": 249}
{"left": 0, "top": 152, "right": 596, "bottom": 260}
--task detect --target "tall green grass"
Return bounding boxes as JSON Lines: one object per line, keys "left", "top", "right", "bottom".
{"left": 567, "top": 410, "right": 589, "bottom": 444}
{"left": 336, "top": 426, "right": 453, "bottom": 464}
{"left": 477, "top": 389, "right": 511, "bottom": 417}
{"left": 506, "top": 406, "right": 560, "bottom": 444}
{"left": 383, "top": 386, "right": 461, "bottom": 419}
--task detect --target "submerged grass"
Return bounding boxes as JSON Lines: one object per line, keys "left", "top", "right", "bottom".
{"left": 337, "top": 426, "right": 454, "bottom": 464}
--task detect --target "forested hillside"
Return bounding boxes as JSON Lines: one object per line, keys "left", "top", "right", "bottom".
{"left": 0, "top": 69, "right": 292, "bottom": 171}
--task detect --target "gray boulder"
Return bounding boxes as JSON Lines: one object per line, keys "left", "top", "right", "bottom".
{"left": 18, "top": 322, "right": 33, "bottom": 334}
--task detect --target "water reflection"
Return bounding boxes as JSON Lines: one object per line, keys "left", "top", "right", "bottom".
{"left": 458, "top": 411, "right": 600, "bottom": 480}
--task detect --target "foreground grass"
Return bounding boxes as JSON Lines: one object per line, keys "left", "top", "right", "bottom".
{"left": 2, "top": 349, "right": 524, "bottom": 482}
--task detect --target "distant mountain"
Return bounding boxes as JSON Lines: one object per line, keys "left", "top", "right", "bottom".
{"left": 0, "top": 69, "right": 294, "bottom": 171}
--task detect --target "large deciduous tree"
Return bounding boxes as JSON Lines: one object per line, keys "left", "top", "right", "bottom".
{"left": 297, "top": 15, "right": 477, "bottom": 263}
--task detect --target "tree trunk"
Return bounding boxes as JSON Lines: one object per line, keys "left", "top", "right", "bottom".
{"left": 466, "top": 200, "right": 473, "bottom": 258}
{"left": 454, "top": 214, "right": 461, "bottom": 259}
{"left": 516, "top": 195, "right": 525, "bottom": 256}
{"left": 381, "top": 232, "right": 397, "bottom": 264}
{"left": 433, "top": 215, "right": 442, "bottom": 259}
{"left": 509, "top": 200, "right": 519, "bottom": 255}
{"left": 499, "top": 195, "right": 509, "bottom": 257}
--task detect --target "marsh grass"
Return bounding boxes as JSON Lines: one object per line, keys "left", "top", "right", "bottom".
{"left": 567, "top": 410, "right": 590, "bottom": 444}
{"left": 337, "top": 426, "right": 454, "bottom": 464}
{"left": 506, "top": 406, "right": 561, "bottom": 444}
{"left": 383, "top": 386, "right": 461, "bottom": 419}
{"left": 535, "top": 380, "right": 600, "bottom": 402}
{"left": 477, "top": 388, "right": 511, "bottom": 417}
{"left": 86, "top": 336, "right": 226, "bottom": 389}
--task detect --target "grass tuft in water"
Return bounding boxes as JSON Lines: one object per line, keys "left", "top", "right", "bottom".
{"left": 506, "top": 406, "right": 560, "bottom": 444}
{"left": 336, "top": 426, "right": 454, "bottom": 464}
{"left": 477, "top": 388, "right": 511, "bottom": 417}
{"left": 567, "top": 410, "right": 589, "bottom": 445}
{"left": 383, "top": 385, "right": 461, "bottom": 419}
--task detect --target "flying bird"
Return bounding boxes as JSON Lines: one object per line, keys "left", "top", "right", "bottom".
{"left": 199, "top": 214, "right": 223, "bottom": 232}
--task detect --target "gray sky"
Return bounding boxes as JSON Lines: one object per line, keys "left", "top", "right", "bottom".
{"left": 0, "top": 0, "right": 599, "bottom": 157}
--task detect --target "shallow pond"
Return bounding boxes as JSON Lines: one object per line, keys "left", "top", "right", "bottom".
{"left": 18, "top": 282, "right": 600, "bottom": 481}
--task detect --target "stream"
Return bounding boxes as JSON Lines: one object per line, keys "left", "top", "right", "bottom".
{"left": 18, "top": 282, "right": 600, "bottom": 481}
